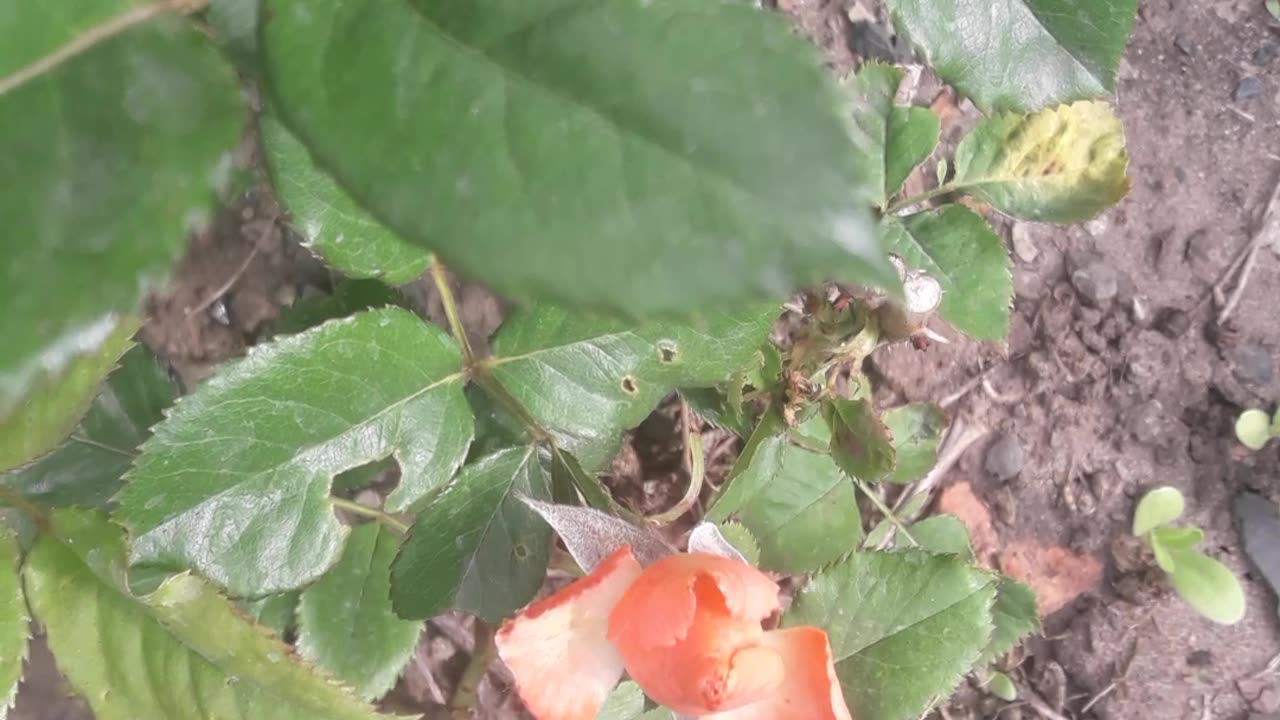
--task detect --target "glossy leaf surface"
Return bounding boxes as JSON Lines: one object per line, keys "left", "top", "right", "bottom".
{"left": 485, "top": 304, "right": 775, "bottom": 471}
{"left": 261, "top": 115, "right": 430, "bottom": 285}
{"left": 952, "top": 101, "right": 1129, "bottom": 223}
{"left": 787, "top": 550, "right": 996, "bottom": 720}
{"left": 262, "top": 0, "right": 894, "bottom": 315}
{"left": 1, "top": 5, "right": 241, "bottom": 418}
{"left": 23, "top": 510, "right": 393, "bottom": 720}
{"left": 1, "top": 346, "right": 176, "bottom": 509}
{"left": 120, "top": 309, "right": 474, "bottom": 596}
{"left": 390, "top": 447, "right": 550, "bottom": 621}
{"left": 709, "top": 423, "right": 860, "bottom": 573}
{"left": 881, "top": 207, "right": 1012, "bottom": 340}
{"left": 887, "top": 0, "right": 1137, "bottom": 112}
{"left": 298, "top": 524, "right": 422, "bottom": 700}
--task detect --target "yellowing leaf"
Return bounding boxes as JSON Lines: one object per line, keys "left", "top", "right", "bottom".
{"left": 952, "top": 101, "right": 1129, "bottom": 223}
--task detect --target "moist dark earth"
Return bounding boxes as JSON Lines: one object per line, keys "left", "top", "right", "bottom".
{"left": 13, "top": 0, "right": 1280, "bottom": 718}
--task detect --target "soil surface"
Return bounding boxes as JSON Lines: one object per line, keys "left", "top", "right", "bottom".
{"left": 13, "top": 1, "right": 1280, "bottom": 719}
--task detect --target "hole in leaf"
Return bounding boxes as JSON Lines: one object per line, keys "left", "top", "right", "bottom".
{"left": 514, "top": 543, "right": 529, "bottom": 559}
{"left": 332, "top": 457, "right": 399, "bottom": 495}
{"left": 657, "top": 339, "right": 680, "bottom": 364}
{"left": 621, "top": 376, "right": 638, "bottom": 394}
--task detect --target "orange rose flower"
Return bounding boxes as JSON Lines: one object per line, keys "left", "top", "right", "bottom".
{"left": 496, "top": 546, "right": 852, "bottom": 720}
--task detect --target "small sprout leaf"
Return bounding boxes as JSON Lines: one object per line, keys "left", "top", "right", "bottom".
{"left": 1133, "top": 486, "right": 1185, "bottom": 536}
{"left": 1151, "top": 541, "right": 1176, "bottom": 574}
{"left": 1166, "top": 549, "right": 1246, "bottom": 625}
{"left": 1150, "top": 526, "right": 1204, "bottom": 551}
{"left": 1236, "top": 408, "right": 1272, "bottom": 450}
{"left": 987, "top": 671, "right": 1017, "bottom": 702}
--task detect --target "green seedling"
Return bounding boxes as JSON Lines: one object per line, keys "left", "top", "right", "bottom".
{"left": 985, "top": 671, "right": 1017, "bottom": 702}
{"left": 1133, "top": 487, "right": 1245, "bottom": 625}
{"left": 1235, "top": 407, "right": 1280, "bottom": 451}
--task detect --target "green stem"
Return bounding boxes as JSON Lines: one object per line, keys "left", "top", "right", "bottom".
{"left": 884, "top": 183, "right": 962, "bottom": 215}
{"left": 449, "top": 621, "right": 496, "bottom": 719}
{"left": 429, "top": 258, "right": 475, "bottom": 364}
{"left": 329, "top": 497, "right": 409, "bottom": 535}
{"left": 472, "top": 372, "right": 551, "bottom": 444}
{"left": 649, "top": 421, "right": 705, "bottom": 525}
{"left": 850, "top": 475, "right": 917, "bottom": 548}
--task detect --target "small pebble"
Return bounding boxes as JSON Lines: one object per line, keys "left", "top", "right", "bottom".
{"left": 1010, "top": 222, "right": 1039, "bottom": 263}
{"left": 1235, "top": 75, "right": 1265, "bottom": 102}
{"left": 208, "top": 298, "right": 231, "bottom": 326}
{"left": 1233, "top": 343, "right": 1275, "bottom": 386}
{"left": 1254, "top": 41, "right": 1279, "bottom": 66}
{"left": 1071, "top": 262, "right": 1119, "bottom": 305}
{"left": 1154, "top": 307, "right": 1190, "bottom": 338}
{"left": 1128, "top": 399, "right": 1166, "bottom": 445}
{"left": 985, "top": 433, "right": 1024, "bottom": 482}
{"left": 1174, "top": 35, "right": 1195, "bottom": 55}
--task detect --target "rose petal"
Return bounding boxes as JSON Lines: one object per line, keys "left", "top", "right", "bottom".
{"left": 496, "top": 546, "right": 643, "bottom": 720}
{"left": 607, "top": 552, "right": 779, "bottom": 651}
{"left": 701, "top": 627, "right": 853, "bottom": 720}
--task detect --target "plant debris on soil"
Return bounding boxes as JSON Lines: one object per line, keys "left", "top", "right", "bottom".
{"left": 13, "top": 1, "right": 1280, "bottom": 719}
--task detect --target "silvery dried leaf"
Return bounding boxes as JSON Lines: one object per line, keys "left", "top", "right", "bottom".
{"left": 520, "top": 497, "right": 674, "bottom": 571}
{"left": 686, "top": 522, "right": 748, "bottom": 563}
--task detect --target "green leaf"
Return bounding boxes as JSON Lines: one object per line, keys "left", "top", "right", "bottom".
{"left": 261, "top": 115, "right": 430, "bottom": 285}
{"left": 907, "top": 515, "right": 972, "bottom": 558}
{"left": 239, "top": 592, "right": 299, "bottom": 639}
{"left": 883, "top": 403, "right": 949, "bottom": 484}
{"left": 1166, "top": 548, "right": 1245, "bottom": 625}
{"left": 0, "top": 5, "right": 242, "bottom": 418}
{"left": 119, "top": 309, "right": 474, "bottom": 597}
{"left": 1150, "top": 526, "right": 1204, "bottom": 551}
{"left": 980, "top": 578, "right": 1040, "bottom": 665}
{"left": 952, "top": 101, "right": 1130, "bottom": 223}
{"left": 987, "top": 671, "right": 1017, "bottom": 702}
{"left": 886, "top": 0, "right": 1137, "bottom": 112}
{"left": 1152, "top": 540, "right": 1176, "bottom": 574}
{"left": 1236, "top": 408, "right": 1272, "bottom": 451}
{"left": 485, "top": 304, "right": 775, "bottom": 472}
{"left": 715, "top": 521, "right": 762, "bottom": 568}
{"left": 261, "top": 0, "right": 896, "bottom": 315}
{"left": 847, "top": 64, "right": 941, "bottom": 206}
{"left": 1, "top": 346, "right": 176, "bottom": 509}
{"left": 597, "top": 682, "right": 678, "bottom": 720}
{"left": 22, "top": 510, "right": 394, "bottom": 720}
{"left": 298, "top": 523, "right": 422, "bottom": 700}
{"left": 881, "top": 207, "right": 1011, "bottom": 340}
{"left": 0, "top": 530, "right": 27, "bottom": 719}
{"left": 390, "top": 447, "right": 550, "bottom": 621}
{"left": 827, "top": 398, "right": 896, "bottom": 482}
{"left": 708, "top": 418, "right": 860, "bottom": 573}
{"left": 273, "top": 279, "right": 405, "bottom": 337}
{"left": 786, "top": 551, "right": 997, "bottom": 720}
{"left": 1269, "top": 0, "right": 1280, "bottom": 20}
{"left": 0, "top": 318, "right": 137, "bottom": 471}
{"left": 1133, "top": 486, "right": 1185, "bottom": 536}
{"left": 206, "top": 0, "right": 260, "bottom": 68}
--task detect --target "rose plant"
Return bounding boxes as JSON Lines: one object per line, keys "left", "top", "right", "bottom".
{"left": 0, "top": 0, "right": 1137, "bottom": 718}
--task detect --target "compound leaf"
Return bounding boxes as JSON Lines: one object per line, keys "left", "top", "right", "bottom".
{"left": 0, "top": 530, "right": 26, "bottom": 720}
{"left": 298, "top": 523, "right": 422, "bottom": 700}
{"left": 708, "top": 419, "right": 860, "bottom": 573}
{"left": 22, "top": 510, "right": 394, "bottom": 720}
{"left": 1, "top": 4, "right": 241, "bottom": 418}
{"left": 484, "top": 304, "right": 775, "bottom": 472}
{"left": 886, "top": 0, "right": 1137, "bottom": 112}
{"left": 119, "top": 309, "right": 474, "bottom": 597}
{"left": 847, "top": 64, "right": 940, "bottom": 206}
{"left": 390, "top": 446, "right": 550, "bottom": 622}
{"left": 881, "top": 207, "right": 1012, "bottom": 340}
{"left": 907, "top": 515, "right": 972, "bottom": 558}
{"left": 262, "top": 0, "right": 895, "bottom": 315}
{"left": 952, "top": 101, "right": 1129, "bottom": 223}
{"left": 261, "top": 115, "right": 430, "bottom": 285}
{"left": 883, "top": 403, "right": 949, "bottom": 484}
{"left": 786, "top": 550, "right": 996, "bottom": 720}
{"left": 979, "top": 578, "right": 1040, "bottom": 664}
{"left": 0, "top": 318, "right": 137, "bottom": 471}
{"left": 2, "top": 345, "right": 176, "bottom": 509}
{"left": 827, "top": 398, "right": 895, "bottom": 482}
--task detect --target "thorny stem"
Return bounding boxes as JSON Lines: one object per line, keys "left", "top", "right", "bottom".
{"left": 449, "top": 621, "right": 497, "bottom": 720}
{"left": 429, "top": 258, "right": 476, "bottom": 364}
{"left": 329, "top": 497, "right": 409, "bottom": 535}
{"left": 850, "top": 475, "right": 918, "bottom": 548}
{"left": 884, "top": 183, "right": 961, "bottom": 215}
{"left": 0, "top": 0, "right": 208, "bottom": 96}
